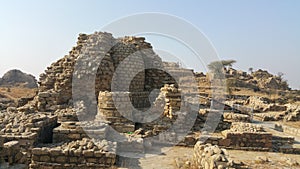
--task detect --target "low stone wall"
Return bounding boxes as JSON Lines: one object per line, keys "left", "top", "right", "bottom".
{"left": 192, "top": 142, "right": 233, "bottom": 169}
{"left": 1, "top": 141, "right": 27, "bottom": 165}
{"left": 199, "top": 135, "right": 224, "bottom": 146}
{"left": 223, "top": 112, "right": 251, "bottom": 122}
{"left": 53, "top": 122, "right": 107, "bottom": 143}
{"left": 272, "top": 135, "right": 294, "bottom": 150}
{"left": 218, "top": 123, "right": 272, "bottom": 151}
{"left": 0, "top": 114, "right": 58, "bottom": 166}
{"left": 1, "top": 133, "right": 37, "bottom": 149}
{"left": 221, "top": 131, "right": 273, "bottom": 151}
{"left": 0, "top": 112, "right": 57, "bottom": 146}
{"left": 254, "top": 111, "right": 286, "bottom": 121}
{"left": 53, "top": 123, "right": 87, "bottom": 143}
{"left": 278, "top": 147, "right": 300, "bottom": 154}
{"left": 30, "top": 138, "right": 117, "bottom": 169}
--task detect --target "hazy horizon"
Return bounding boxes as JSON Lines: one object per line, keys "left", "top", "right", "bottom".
{"left": 1, "top": 1, "right": 299, "bottom": 89}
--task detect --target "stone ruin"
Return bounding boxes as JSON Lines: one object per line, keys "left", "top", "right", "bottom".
{"left": 192, "top": 142, "right": 234, "bottom": 169}
{"left": 0, "top": 31, "right": 300, "bottom": 168}
{"left": 0, "top": 31, "right": 201, "bottom": 168}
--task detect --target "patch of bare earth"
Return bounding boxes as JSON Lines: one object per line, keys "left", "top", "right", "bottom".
{"left": 135, "top": 146, "right": 300, "bottom": 169}
{"left": 0, "top": 87, "right": 36, "bottom": 100}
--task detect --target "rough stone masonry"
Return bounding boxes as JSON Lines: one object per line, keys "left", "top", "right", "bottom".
{"left": 1, "top": 31, "right": 299, "bottom": 169}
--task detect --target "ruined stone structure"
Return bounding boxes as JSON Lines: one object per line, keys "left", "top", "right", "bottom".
{"left": 36, "top": 32, "right": 177, "bottom": 114}
{"left": 1, "top": 31, "right": 300, "bottom": 168}
{"left": 30, "top": 138, "right": 116, "bottom": 169}
{"left": 192, "top": 142, "right": 233, "bottom": 169}
{"left": 0, "top": 32, "right": 197, "bottom": 168}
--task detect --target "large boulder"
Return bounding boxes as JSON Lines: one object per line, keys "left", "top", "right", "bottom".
{"left": 0, "top": 69, "right": 37, "bottom": 88}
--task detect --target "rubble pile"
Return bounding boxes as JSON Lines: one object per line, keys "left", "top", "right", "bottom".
{"left": 193, "top": 142, "right": 233, "bottom": 169}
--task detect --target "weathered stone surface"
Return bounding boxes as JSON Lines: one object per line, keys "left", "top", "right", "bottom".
{"left": 192, "top": 142, "right": 234, "bottom": 169}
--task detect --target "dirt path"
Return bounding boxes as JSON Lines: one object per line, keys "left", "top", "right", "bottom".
{"left": 138, "top": 147, "right": 193, "bottom": 169}
{"left": 118, "top": 146, "right": 300, "bottom": 169}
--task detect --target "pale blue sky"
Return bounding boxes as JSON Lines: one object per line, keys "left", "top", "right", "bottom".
{"left": 0, "top": 1, "right": 299, "bottom": 88}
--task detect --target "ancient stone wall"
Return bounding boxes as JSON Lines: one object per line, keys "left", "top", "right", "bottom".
{"left": 221, "top": 132, "right": 272, "bottom": 150}
{"left": 140, "top": 85, "right": 181, "bottom": 138}
{"left": 53, "top": 121, "right": 107, "bottom": 143}
{"left": 0, "top": 141, "right": 27, "bottom": 165}
{"left": 96, "top": 91, "right": 135, "bottom": 133}
{"left": 223, "top": 112, "right": 251, "bottom": 122}
{"left": 30, "top": 138, "right": 117, "bottom": 169}
{"left": 53, "top": 122, "right": 87, "bottom": 143}
{"left": 0, "top": 112, "right": 57, "bottom": 147}
{"left": 160, "top": 84, "right": 181, "bottom": 118}
{"left": 193, "top": 142, "right": 233, "bottom": 169}
{"left": 36, "top": 32, "right": 170, "bottom": 114}
{"left": 219, "top": 123, "right": 272, "bottom": 151}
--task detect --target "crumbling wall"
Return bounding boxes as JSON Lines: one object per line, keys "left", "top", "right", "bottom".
{"left": 223, "top": 112, "right": 251, "bottom": 122}
{"left": 160, "top": 84, "right": 181, "bottom": 118}
{"left": 0, "top": 141, "right": 27, "bottom": 165}
{"left": 220, "top": 123, "right": 272, "bottom": 151}
{"left": 192, "top": 142, "right": 233, "bottom": 169}
{"left": 30, "top": 138, "right": 117, "bottom": 169}
{"left": 0, "top": 112, "right": 57, "bottom": 147}
{"left": 53, "top": 121, "right": 107, "bottom": 143}
{"left": 96, "top": 91, "right": 135, "bottom": 133}
{"left": 195, "top": 109, "right": 231, "bottom": 132}
{"left": 221, "top": 132, "right": 272, "bottom": 150}
{"left": 36, "top": 32, "right": 167, "bottom": 113}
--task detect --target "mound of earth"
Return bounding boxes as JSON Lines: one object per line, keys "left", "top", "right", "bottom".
{"left": 0, "top": 69, "right": 38, "bottom": 88}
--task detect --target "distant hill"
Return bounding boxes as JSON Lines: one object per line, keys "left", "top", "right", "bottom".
{"left": 0, "top": 69, "right": 38, "bottom": 88}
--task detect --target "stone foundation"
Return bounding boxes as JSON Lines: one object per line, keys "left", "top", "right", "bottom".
{"left": 221, "top": 131, "right": 273, "bottom": 151}
{"left": 223, "top": 112, "right": 251, "bottom": 122}
{"left": 53, "top": 121, "right": 108, "bottom": 143}
{"left": 30, "top": 138, "right": 117, "bottom": 169}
